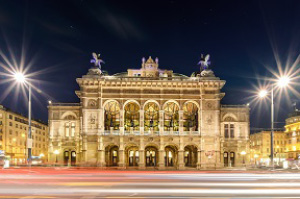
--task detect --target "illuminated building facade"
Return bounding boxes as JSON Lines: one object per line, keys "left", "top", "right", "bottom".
{"left": 250, "top": 130, "right": 286, "bottom": 166}
{"left": 48, "top": 56, "right": 250, "bottom": 169}
{"left": 285, "top": 110, "right": 300, "bottom": 160}
{"left": 0, "top": 105, "right": 48, "bottom": 165}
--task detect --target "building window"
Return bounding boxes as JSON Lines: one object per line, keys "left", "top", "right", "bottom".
{"left": 9, "top": 122, "right": 12, "bottom": 126}
{"left": 224, "top": 124, "right": 229, "bottom": 138}
{"left": 71, "top": 123, "right": 75, "bottom": 137}
{"left": 230, "top": 124, "right": 234, "bottom": 138}
{"left": 9, "top": 115, "right": 12, "bottom": 119}
{"left": 65, "top": 123, "right": 70, "bottom": 137}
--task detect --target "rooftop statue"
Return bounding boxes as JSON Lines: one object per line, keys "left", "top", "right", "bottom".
{"left": 198, "top": 54, "right": 211, "bottom": 70}
{"left": 90, "top": 52, "right": 105, "bottom": 71}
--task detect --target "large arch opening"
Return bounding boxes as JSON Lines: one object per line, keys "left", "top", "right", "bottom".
{"left": 165, "top": 145, "right": 178, "bottom": 167}
{"left": 105, "top": 145, "right": 119, "bottom": 167}
{"left": 164, "top": 102, "right": 179, "bottom": 131}
{"left": 125, "top": 145, "right": 139, "bottom": 167}
{"left": 124, "top": 102, "right": 140, "bottom": 131}
{"left": 183, "top": 102, "right": 198, "bottom": 131}
{"left": 144, "top": 102, "right": 159, "bottom": 132}
{"left": 184, "top": 145, "right": 197, "bottom": 167}
{"left": 104, "top": 101, "right": 120, "bottom": 130}
{"left": 145, "top": 145, "right": 158, "bottom": 167}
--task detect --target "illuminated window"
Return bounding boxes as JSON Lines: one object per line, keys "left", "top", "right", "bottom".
{"left": 230, "top": 124, "right": 234, "bottom": 138}
{"left": 65, "top": 123, "right": 70, "bottom": 137}
{"left": 71, "top": 123, "right": 75, "bottom": 137}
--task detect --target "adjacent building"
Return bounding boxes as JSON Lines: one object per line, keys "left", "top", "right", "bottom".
{"left": 250, "top": 130, "right": 286, "bottom": 166}
{"left": 285, "top": 110, "right": 300, "bottom": 160}
{"left": 48, "top": 56, "right": 250, "bottom": 169}
{"left": 0, "top": 105, "right": 48, "bottom": 165}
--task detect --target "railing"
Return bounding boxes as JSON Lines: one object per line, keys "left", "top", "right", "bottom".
{"left": 104, "top": 76, "right": 201, "bottom": 82}
{"left": 101, "top": 130, "right": 200, "bottom": 136}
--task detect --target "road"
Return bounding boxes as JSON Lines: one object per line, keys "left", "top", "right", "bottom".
{"left": 1, "top": 168, "right": 300, "bottom": 198}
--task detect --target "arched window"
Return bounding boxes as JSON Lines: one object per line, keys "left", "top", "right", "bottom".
{"left": 183, "top": 102, "right": 198, "bottom": 131}
{"left": 144, "top": 102, "right": 159, "bottom": 131}
{"left": 164, "top": 102, "right": 179, "bottom": 131}
{"left": 124, "top": 102, "right": 140, "bottom": 131}
{"left": 104, "top": 101, "right": 120, "bottom": 130}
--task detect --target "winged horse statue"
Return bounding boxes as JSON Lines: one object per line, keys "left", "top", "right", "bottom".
{"left": 198, "top": 54, "right": 211, "bottom": 70}
{"left": 90, "top": 52, "right": 105, "bottom": 71}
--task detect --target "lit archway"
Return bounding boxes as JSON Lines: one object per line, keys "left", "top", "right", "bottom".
{"left": 144, "top": 102, "right": 159, "bottom": 131}
{"left": 183, "top": 102, "right": 198, "bottom": 131}
{"left": 124, "top": 102, "right": 140, "bottom": 131}
{"left": 104, "top": 101, "right": 120, "bottom": 130}
{"left": 163, "top": 102, "right": 179, "bottom": 131}
{"left": 184, "top": 145, "right": 197, "bottom": 167}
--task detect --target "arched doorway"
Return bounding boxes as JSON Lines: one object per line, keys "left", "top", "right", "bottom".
{"left": 184, "top": 145, "right": 197, "bottom": 167}
{"left": 71, "top": 151, "right": 76, "bottom": 166}
{"left": 145, "top": 146, "right": 158, "bottom": 167}
{"left": 144, "top": 102, "right": 159, "bottom": 132}
{"left": 224, "top": 152, "right": 229, "bottom": 167}
{"left": 63, "top": 151, "right": 69, "bottom": 166}
{"left": 230, "top": 152, "right": 235, "bottom": 167}
{"left": 126, "top": 146, "right": 139, "bottom": 167}
{"left": 165, "top": 145, "right": 178, "bottom": 167}
{"left": 105, "top": 145, "right": 119, "bottom": 166}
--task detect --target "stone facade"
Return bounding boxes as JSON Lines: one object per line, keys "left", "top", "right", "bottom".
{"left": 48, "top": 56, "right": 250, "bottom": 169}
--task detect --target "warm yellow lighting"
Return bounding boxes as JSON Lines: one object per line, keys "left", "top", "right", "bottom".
{"left": 277, "top": 76, "right": 290, "bottom": 88}
{"left": 254, "top": 154, "right": 259, "bottom": 158}
{"left": 12, "top": 138, "right": 16, "bottom": 142}
{"left": 48, "top": 100, "right": 52, "bottom": 104}
{"left": 241, "top": 151, "right": 246, "bottom": 155}
{"left": 21, "top": 133, "right": 25, "bottom": 138}
{"left": 276, "top": 145, "right": 279, "bottom": 148}
{"left": 39, "top": 153, "right": 45, "bottom": 157}
{"left": 54, "top": 150, "right": 59, "bottom": 155}
{"left": 14, "top": 72, "right": 26, "bottom": 83}
{"left": 293, "top": 146, "right": 296, "bottom": 151}
{"left": 258, "top": 90, "right": 267, "bottom": 98}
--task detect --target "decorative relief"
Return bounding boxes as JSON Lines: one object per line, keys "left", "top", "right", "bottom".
{"left": 206, "top": 115, "right": 213, "bottom": 125}
{"left": 169, "top": 138, "right": 173, "bottom": 142}
{"left": 224, "top": 116, "right": 235, "bottom": 122}
{"left": 88, "top": 100, "right": 97, "bottom": 108}
{"left": 148, "top": 137, "right": 154, "bottom": 142}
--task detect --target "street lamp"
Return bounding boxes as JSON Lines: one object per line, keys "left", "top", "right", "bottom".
{"left": 258, "top": 75, "right": 290, "bottom": 169}
{"left": 241, "top": 151, "right": 246, "bottom": 166}
{"left": 54, "top": 150, "right": 59, "bottom": 165}
{"left": 14, "top": 72, "right": 32, "bottom": 167}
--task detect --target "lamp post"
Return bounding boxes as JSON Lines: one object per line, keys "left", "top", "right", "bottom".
{"left": 258, "top": 76, "right": 290, "bottom": 169}
{"left": 54, "top": 150, "right": 59, "bottom": 165}
{"left": 241, "top": 151, "right": 246, "bottom": 166}
{"left": 14, "top": 72, "right": 32, "bottom": 167}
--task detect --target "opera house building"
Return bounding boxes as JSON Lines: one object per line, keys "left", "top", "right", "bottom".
{"left": 48, "top": 55, "right": 250, "bottom": 169}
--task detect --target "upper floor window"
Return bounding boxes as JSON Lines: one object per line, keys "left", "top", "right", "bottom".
{"left": 65, "top": 123, "right": 70, "bottom": 137}
{"left": 71, "top": 123, "right": 75, "bottom": 137}
{"left": 224, "top": 124, "right": 235, "bottom": 138}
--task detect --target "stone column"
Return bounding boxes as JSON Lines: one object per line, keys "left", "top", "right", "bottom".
{"left": 198, "top": 109, "right": 201, "bottom": 135}
{"left": 98, "top": 108, "right": 104, "bottom": 134}
{"left": 139, "top": 110, "right": 144, "bottom": 135}
{"left": 120, "top": 109, "right": 124, "bottom": 135}
{"left": 159, "top": 110, "right": 164, "bottom": 135}
{"left": 197, "top": 150, "right": 201, "bottom": 170}
{"left": 139, "top": 137, "right": 145, "bottom": 169}
{"left": 158, "top": 138, "right": 165, "bottom": 170}
{"left": 118, "top": 137, "right": 125, "bottom": 168}
{"left": 68, "top": 150, "right": 71, "bottom": 166}
{"left": 81, "top": 134, "right": 88, "bottom": 165}
{"left": 97, "top": 136, "right": 105, "bottom": 167}
{"left": 179, "top": 110, "right": 184, "bottom": 134}
{"left": 178, "top": 150, "right": 185, "bottom": 170}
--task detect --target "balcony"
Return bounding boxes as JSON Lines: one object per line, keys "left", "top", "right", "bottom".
{"left": 102, "top": 130, "right": 200, "bottom": 136}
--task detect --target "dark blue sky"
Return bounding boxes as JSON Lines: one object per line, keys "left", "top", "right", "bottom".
{"left": 0, "top": 0, "right": 299, "bottom": 129}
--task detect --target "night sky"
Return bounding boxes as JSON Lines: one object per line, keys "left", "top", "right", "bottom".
{"left": 0, "top": 0, "right": 299, "bottom": 129}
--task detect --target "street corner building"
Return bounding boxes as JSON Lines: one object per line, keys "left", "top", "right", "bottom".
{"left": 48, "top": 56, "right": 250, "bottom": 169}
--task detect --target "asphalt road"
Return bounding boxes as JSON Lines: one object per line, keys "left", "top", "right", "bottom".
{"left": 1, "top": 168, "right": 300, "bottom": 198}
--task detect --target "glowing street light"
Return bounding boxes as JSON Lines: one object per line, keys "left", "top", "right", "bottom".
{"left": 277, "top": 76, "right": 290, "bottom": 88}
{"left": 54, "top": 150, "right": 60, "bottom": 165}
{"left": 258, "top": 90, "right": 268, "bottom": 98}
{"left": 257, "top": 75, "right": 290, "bottom": 169}
{"left": 14, "top": 72, "right": 33, "bottom": 167}
{"left": 241, "top": 151, "right": 246, "bottom": 166}
{"left": 14, "top": 72, "right": 26, "bottom": 83}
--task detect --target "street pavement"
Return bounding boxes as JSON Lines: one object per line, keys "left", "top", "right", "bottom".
{"left": 1, "top": 168, "right": 300, "bottom": 198}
